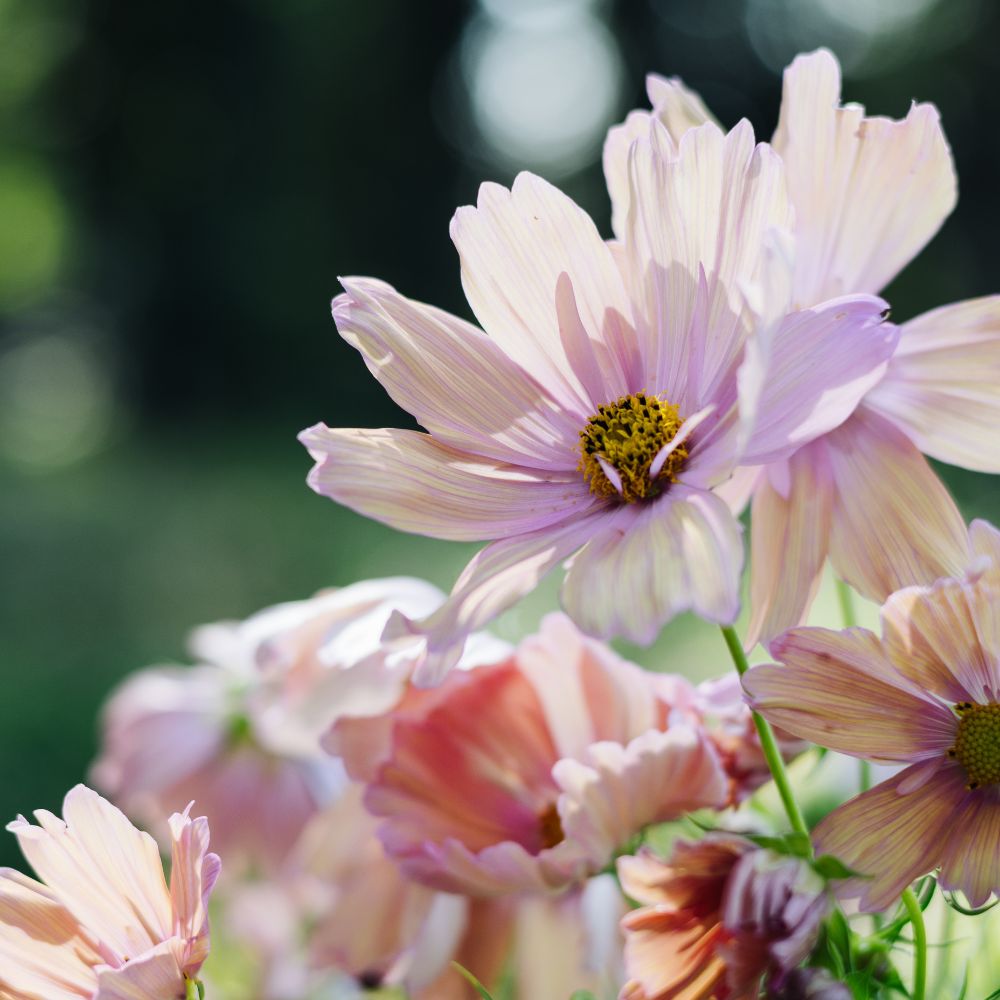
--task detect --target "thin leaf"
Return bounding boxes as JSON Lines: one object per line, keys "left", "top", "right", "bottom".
{"left": 452, "top": 962, "right": 496, "bottom": 1000}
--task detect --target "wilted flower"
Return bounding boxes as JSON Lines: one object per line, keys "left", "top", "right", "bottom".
{"left": 302, "top": 107, "right": 894, "bottom": 682}
{"left": 606, "top": 48, "right": 1000, "bottom": 644}
{"left": 0, "top": 785, "right": 219, "bottom": 1000}
{"left": 744, "top": 553, "right": 1000, "bottom": 910}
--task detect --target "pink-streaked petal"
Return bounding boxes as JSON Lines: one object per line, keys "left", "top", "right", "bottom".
{"left": 970, "top": 518, "right": 1000, "bottom": 575}
{"left": 332, "top": 277, "right": 580, "bottom": 469}
{"left": 746, "top": 628, "right": 956, "bottom": 763}
{"left": 94, "top": 938, "right": 186, "bottom": 1000}
{"left": 746, "top": 446, "right": 832, "bottom": 648}
{"left": 737, "top": 296, "right": 895, "bottom": 465}
{"left": 713, "top": 464, "right": 763, "bottom": 516}
{"left": 300, "top": 425, "right": 595, "bottom": 542}
{"left": 167, "top": 809, "right": 218, "bottom": 973}
{"left": 938, "top": 789, "right": 1000, "bottom": 907}
{"left": 825, "top": 409, "right": 968, "bottom": 602}
{"left": 881, "top": 576, "right": 1000, "bottom": 704}
{"left": 866, "top": 296, "right": 1000, "bottom": 473}
{"left": 561, "top": 488, "right": 743, "bottom": 644}
{"left": 388, "top": 513, "right": 607, "bottom": 686}
{"left": 625, "top": 119, "right": 793, "bottom": 411}
{"left": 812, "top": 762, "right": 967, "bottom": 912}
{"left": 772, "top": 49, "right": 956, "bottom": 304}
{"left": 451, "top": 172, "right": 636, "bottom": 411}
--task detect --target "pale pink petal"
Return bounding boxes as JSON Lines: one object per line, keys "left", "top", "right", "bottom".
{"left": 167, "top": 810, "right": 218, "bottom": 973}
{"left": 300, "top": 425, "right": 596, "bottom": 542}
{"left": 865, "top": 296, "right": 1000, "bottom": 472}
{"left": 9, "top": 785, "right": 173, "bottom": 964}
{"left": 94, "top": 938, "right": 187, "bottom": 1000}
{"left": 332, "top": 276, "right": 581, "bottom": 469}
{"left": 970, "top": 518, "right": 1000, "bottom": 576}
{"left": 881, "top": 576, "right": 1000, "bottom": 704}
{"left": 745, "top": 628, "right": 956, "bottom": 763}
{"left": 938, "top": 789, "right": 1000, "bottom": 907}
{"left": 625, "top": 119, "right": 793, "bottom": 411}
{"left": 746, "top": 448, "right": 832, "bottom": 648}
{"left": 825, "top": 409, "right": 968, "bottom": 602}
{"left": 561, "top": 487, "right": 743, "bottom": 643}
{"left": 812, "top": 762, "right": 968, "bottom": 912}
{"left": 772, "top": 49, "right": 956, "bottom": 304}
{"left": 646, "top": 74, "right": 718, "bottom": 139}
{"left": 451, "top": 172, "right": 636, "bottom": 411}
{"left": 713, "top": 464, "right": 763, "bottom": 516}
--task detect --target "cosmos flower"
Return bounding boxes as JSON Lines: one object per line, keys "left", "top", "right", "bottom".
{"left": 301, "top": 112, "right": 894, "bottom": 682}
{"left": 0, "top": 785, "right": 219, "bottom": 1000}
{"left": 605, "top": 48, "right": 1000, "bottom": 645}
{"left": 744, "top": 557, "right": 1000, "bottom": 910}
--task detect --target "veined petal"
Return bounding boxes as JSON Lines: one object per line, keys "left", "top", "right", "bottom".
{"left": 332, "top": 277, "right": 581, "bottom": 469}
{"left": 300, "top": 425, "right": 595, "bottom": 542}
{"left": 646, "top": 73, "right": 719, "bottom": 140}
{"left": 746, "top": 447, "right": 833, "bottom": 648}
{"left": 94, "top": 939, "right": 186, "bottom": 1000}
{"left": 866, "top": 296, "right": 1000, "bottom": 473}
{"left": 167, "top": 810, "right": 218, "bottom": 972}
{"left": 812, "top": 762, "right": 967, "bottom": 912}
{"left": 826, "top": 409, "right": 968, "bottom": 603}
{"left": 451, "top": 173, "right": 636, "bottom": 411}
{"left": 561, "top": 487, "right": 743, "bottom": 644}
{"left": 772, "top": 49, "right": 956, "bottom": 304}
{"left": 745, "top": 628, "right": 956, "bottom": 763}
{"left": 938, "top": 790, "right": 1000, "bottom": 907}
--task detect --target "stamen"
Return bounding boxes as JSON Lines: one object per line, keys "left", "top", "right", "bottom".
{"left": 538, "top": 802, "right": 565, "bottom": 850}
{"left": 948, "top": 702, "right": 1000, "bottom": 790}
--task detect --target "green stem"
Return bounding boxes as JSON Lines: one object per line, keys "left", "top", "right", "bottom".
{"left": 185, "top": 978, "right": 205, "bottom": 1000}
{"left": 720, "top": 625, "right": 810, "bottom": 842}
{"left": 835, "top": 581, "right": 872, "bottom": 793}
{"left": 901, "top": 888, "right": 927, "bottom": 1000}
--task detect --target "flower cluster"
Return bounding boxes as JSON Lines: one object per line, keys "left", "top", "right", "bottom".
{"left": 7, "top": 46, "right": 1000, "bottom": 1000}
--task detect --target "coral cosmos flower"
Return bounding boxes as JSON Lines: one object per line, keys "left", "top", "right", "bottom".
{"left": 618, "top": 836, "right": 829, "bottom": 1000}
{"left": 333, "top": 613, "right": 729, "bottom": 895}
{"left": 301, "top": 115, "right": 895, "bottom": 682}
{"left": 744, "top": 549, "right": 1000, "bottom": 911}
{"left": 0, "top": 785, "right": 219, "bottom": 1000}
{"left": 604, "top": 48, "right": 1000, "bottom": 645}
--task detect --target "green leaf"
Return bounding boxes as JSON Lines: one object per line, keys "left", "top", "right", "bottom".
{"left": 743, "top": 830, "right": 812, "bottom": 858}
{"left": 451, "top": 962, "right": 495, "bottom": 1000}
{"left": 812, "top": 854, "right": 869, "bottom": 880}
{"left": 569, "top": 993, "right": 598, "bottom": 1000}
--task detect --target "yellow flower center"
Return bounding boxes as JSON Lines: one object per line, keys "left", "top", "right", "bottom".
{"left": 948, "top": 702, "right": 1000, "bottom": 790}
{"left": 538, "top": 802, "right": 565, "bottom": 850}
{"left": 578, "top": 392, "right": 688, "bottom": 503}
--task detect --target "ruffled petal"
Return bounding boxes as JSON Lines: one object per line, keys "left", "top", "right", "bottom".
{"left": 745, "top": 628, "right": 956, "bottom": 763}
{"left": 772, "top": 49, "right": 956, "bottom": 304}
{"left": 865, "top": 296, "right": 1000, "bottom": 473}
{"left": 746, "top": 449, "right": 832, "bottom": 648}
{"left": 825, "top": 409, "right": 968, "bottom": 602}
{"left": 94, "top": 938, "right": 187, "bottom": 1000}
{"left": 938, "top": 789, "right": 1000, "bottom": 907}
{"left": 560, "top": 487, "right": 743, "bottom": 644}
{"left": 332, "top": 277, "right": 581, "bottom": 468}
{"left": 167, "top": 809, "right": 218, "bottom": 973}
{"left": 300, "top": 425, "right": 596, "bottom": 542}
{"left": 451, "top": 173, "right": 637, "bottom": 411}
{"left": 812, "top": 762, "right": 968, "bottom": 912}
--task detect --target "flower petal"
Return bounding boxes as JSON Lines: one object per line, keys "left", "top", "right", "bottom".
{"left": 938, "top": 789, "right": 1000, "bottom": 907}
{"left": 300, "top": 425, "right": 595, "bottom": 542}
{"left": 772, "top": 49, "right": 956, "bottom": 304}
{"left": 332, "top": 277, "right": 580, "bottom": 468}
{"left": 167, "top": 809, "right": 218, "bottom": 973}
{"left": 812, "top": 762, "right": 967, "bottom": 912}
{"left": 865, "top": 296, "right": 1000, "bottom": 473}
{"left": 825, "top": 408, "right": 968, "bottom": 602}
{"left": 94, "top": 938, "right": 186, "bottom": 1000}
{"left": 560, "top": 487, "right": 743, "bottom": 643}
{"left": 746, "top": 627, "right": 956, "bottom": 763}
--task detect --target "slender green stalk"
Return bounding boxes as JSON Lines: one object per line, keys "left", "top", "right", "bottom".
{"left": 720, "top": 625, "right": 810, "bottom": 842}
{"left": 901, "top": 887, "right": 927, "bottom": 1000}
{"left": 835, "top": 580, "right": 872, "bottom": 792}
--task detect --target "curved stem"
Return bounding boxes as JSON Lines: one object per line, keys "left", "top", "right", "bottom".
{"left": 901, "top": 887, "right": 927, "bottom": 1000}
{"left": 719, "top": 625, "right": 810, "bottom": 842}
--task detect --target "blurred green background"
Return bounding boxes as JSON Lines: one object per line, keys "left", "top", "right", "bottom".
{"left": 3, "top": 0, "right": 1000, "bottom": 868}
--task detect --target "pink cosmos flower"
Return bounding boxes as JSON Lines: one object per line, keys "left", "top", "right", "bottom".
{"left": 333, "top": 613, "right": 729, "bottom": 896}
{"left": 0, "top": 784, "right": 219, "bottom": 1000}
{"left": 301, "top": 111, "right": 895, "bottom": 682}
{"left": 744, "top": 547, "right": 1000, "bottom": 911}
{"left": 604, "top": 48, "right": 1000, "bottom": 645}
{"left": 618, "top": 837, "right": 829, "bottom": 1000}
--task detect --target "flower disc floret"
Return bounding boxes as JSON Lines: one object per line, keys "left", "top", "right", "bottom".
{"left": 578, "top": 392, "right": 687, "bottom": 503}
{"left": 948, "top": 702, "right": 1000, "bottom": 790}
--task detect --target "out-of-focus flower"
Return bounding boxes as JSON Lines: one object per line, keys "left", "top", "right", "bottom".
{"left": 744, "top": 559, "right": 1000, "bottom": 910}
{"left": 335, "top": 613, "right": 728, "bottom": 895}
{"left": 617, "top": 836, "right": 828, "bottom": 1000}
{"left": 606, "top": 48, "right": 1000, "bottom": 646}
{"left": 302, "top": 108, "right": 894, "bottom": 683}
{"left": 0, "top": 784, "right": 219, "bottom": 1000}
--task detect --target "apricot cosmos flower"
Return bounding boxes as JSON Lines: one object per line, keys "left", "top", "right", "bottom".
{"left": 301, "top": 116, "right": 894, "bottom": 682}
{"left": 744, "top": 539, "right": 1000, "bottom": 910}
{"left": 0, "top": 785, "right": 219, "bottom": 1000}
{"left": 605, "top": 48, "right": 1000, "bottom": 645}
